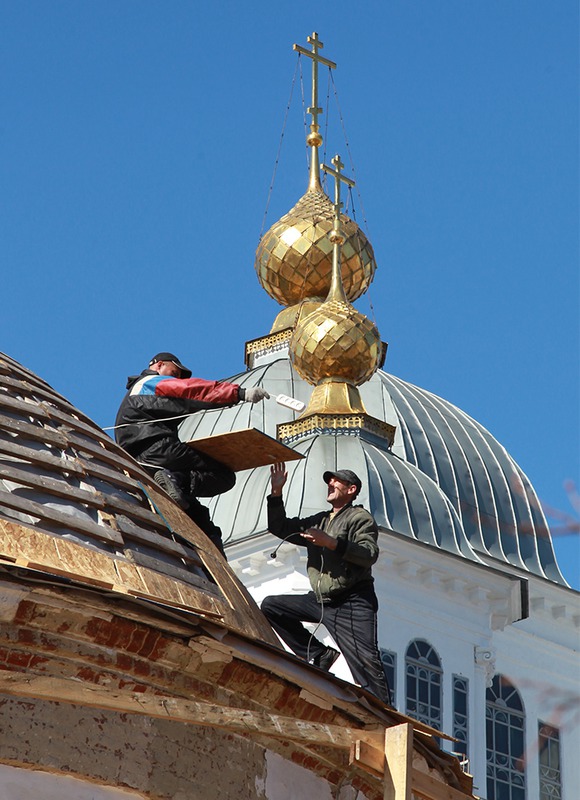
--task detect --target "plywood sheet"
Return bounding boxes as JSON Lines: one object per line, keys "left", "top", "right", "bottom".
{"left": 186, "top": 428, "right": 304, "bottom": 472}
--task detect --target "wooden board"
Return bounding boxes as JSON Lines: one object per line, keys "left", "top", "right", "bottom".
{"left": 186, "top": 428, "right": 304, "bottom": 472}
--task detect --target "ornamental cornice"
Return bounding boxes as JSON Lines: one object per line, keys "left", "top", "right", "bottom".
{"left": 226, "top": 530, "right": 526, "bottom": 633}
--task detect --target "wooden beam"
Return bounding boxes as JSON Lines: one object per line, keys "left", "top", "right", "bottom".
{"left": 0, "top": 672, "right": 384, "bottom": 751}
{"left": 384, "top": 723, "right": 413, "bottom": 800}
{"left": 350, "top": 738, "right": 385, "bottom": 778}
{"left": 411, "top": 768, "right": 473, "bottom": 800}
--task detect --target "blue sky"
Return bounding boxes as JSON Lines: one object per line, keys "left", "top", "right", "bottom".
{"left": 1, "top": 1, "right": 578, "bottom": 586}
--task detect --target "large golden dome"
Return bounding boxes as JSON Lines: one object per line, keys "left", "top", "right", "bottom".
{"left": 255, "top": 187, "right": 376, "bottom": 307}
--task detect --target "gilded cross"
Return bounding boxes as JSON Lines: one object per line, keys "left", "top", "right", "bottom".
{"left": 322, "top": 154, "right": 355, "bottom": 220}
{"left": 293, "top": 32, "right": 336, "bottom": 135}
{"left": 321, "top": 154, "right": 355, "bottom": 303}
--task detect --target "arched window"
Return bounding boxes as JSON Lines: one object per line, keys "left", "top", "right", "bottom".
{"left": 405, "top": 639, "right": 442, "bottom": 731}
{"left": 486, "top": 675, "right": 526, "bottom": 800}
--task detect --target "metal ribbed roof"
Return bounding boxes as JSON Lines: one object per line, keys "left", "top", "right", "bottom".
{"left": 179, "top": 355, "right": 565, "bottom": 584}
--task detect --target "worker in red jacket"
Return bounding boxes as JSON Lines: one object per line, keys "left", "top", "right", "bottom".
{"left": 115, "top": 352, "right": 268, "bottom": 555}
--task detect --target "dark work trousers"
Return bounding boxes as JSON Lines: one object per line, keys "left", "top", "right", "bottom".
{"left": 137, "top": 436, "right": 236, "bottom": 497}
{"left": 137, "top": 436, "right": 235, "bottom": 557}
{"left": 261, "top": 588, "right": 391, "bottom": 705}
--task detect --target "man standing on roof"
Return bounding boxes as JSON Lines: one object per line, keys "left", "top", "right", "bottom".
{"left": 261, "top": 463, "right": 391, "bottom": 705}
{"left": 114, "top": 352, "right": 269, "bottom": 556}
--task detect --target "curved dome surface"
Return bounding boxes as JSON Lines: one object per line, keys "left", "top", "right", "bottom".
{"left": 0, "top": 351, "right": 277, "bottom": 642}
{"left": 178, "top": 355, "right": 566, "bottom": 584}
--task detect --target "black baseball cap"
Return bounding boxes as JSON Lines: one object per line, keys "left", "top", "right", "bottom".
{"left": 323, "top": 469, "right": 362, "bottom": 494}
{"left": 149, "top": 352, "right": 192, "bottom": 378}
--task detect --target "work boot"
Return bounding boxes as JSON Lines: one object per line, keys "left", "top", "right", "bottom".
{"left": 312, "top": 646, "right": 340, "bottom": 672}
{"left": 153, "top": 469, "right": 190, "bottom": 510}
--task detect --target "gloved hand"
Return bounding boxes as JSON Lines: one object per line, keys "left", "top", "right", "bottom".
{"left": 243, "top": 386, "right": 270, "bottom": 403}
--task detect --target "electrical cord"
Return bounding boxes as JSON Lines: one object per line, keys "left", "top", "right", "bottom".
{"left": 270, "top": 530, "right": 328, "bottom": 666}
{"left": 269, "top": 532, "right": 299, "bottom": 560}
{"left": 306, "top": 551, "right": 326, "bottom": 664}
{"left": 103, "top": 411, "right": 198, "bottom": 432}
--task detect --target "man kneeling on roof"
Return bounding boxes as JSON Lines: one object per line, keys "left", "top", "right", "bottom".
{"left": 114, "top": 352, "right": 269, "bottom": 556}
{"left": 261, "top": 463, "right": 391, "bottom": 705}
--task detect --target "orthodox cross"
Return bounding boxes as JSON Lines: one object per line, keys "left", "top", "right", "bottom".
{"left": 322, "top": 154, "right": 355, "bottom": 302}
{"left": 293, "top": 32, "right": 336, "bottom": 137}
{"left": 322, "top": 154, "right": 355, "bottom": 226}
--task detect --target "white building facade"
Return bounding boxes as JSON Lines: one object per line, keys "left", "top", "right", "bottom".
{"left": 180, "top": 352, "right": 580, "bottom": 800}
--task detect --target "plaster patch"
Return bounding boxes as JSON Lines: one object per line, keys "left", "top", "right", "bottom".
{"left": 264, "top": 750, "right": 334, "bottom": 800}
{"left": 0, "top": 764, "right": 146, "bottom": 799}
{"left": 0, "top": 584, "right": 27, "bottom": 622}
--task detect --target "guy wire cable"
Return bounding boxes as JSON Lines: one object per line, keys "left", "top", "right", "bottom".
{"left": 257, "top": 55, "right": 300, "bottom": 243}
{"left": 320, "top": 65, "right": 332, "bottom": 195}
{"left": 330, "top": 70, "right": 372, "bottom": 239}
{"left": 329, "top": 68, "right": 380, "bottom": 330}
{"left": 299, "top": 55, "right": 309, "bottom": 174}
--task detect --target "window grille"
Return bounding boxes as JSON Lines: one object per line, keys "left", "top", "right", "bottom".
{"left": 486, "top": 675, "right": 526, "bottom": 800}
{"left": 538, "top": 722, "right": 561, "bottom": 800}
{"left": 405, "top": 639, "right": 442, "bottom": 731}
{"left": 452, "top": 674, "right": 469, "bottom": 762}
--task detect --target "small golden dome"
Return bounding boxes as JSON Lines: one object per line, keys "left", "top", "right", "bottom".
{"left": 290, "top": 298, "right": 381, "bottom": 386}
{"left": 255, "top": 188, "right": 376, "bottom": 307}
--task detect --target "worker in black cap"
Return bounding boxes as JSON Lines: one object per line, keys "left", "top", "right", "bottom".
{"left": 261, "top": 463, "right": 391, "bottom": 705}
{"left": 114, "top": 352, "right": 269, "bottom": 555}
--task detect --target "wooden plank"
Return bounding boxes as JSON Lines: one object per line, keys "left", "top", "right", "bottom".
{"left": 350, "top": 738, "right": 385, "bottom": 778}
{"left": 0, "top": 435, "right": 145, "bottom": 495}
{"left": 384, "top": 723, "right": 412, "bottom": 800}
{"left": 90, "top": 491, "right": 168, "bottom": 531}
{"left": 0, "top": 412, "right": 68, "bottom": 448}
{"left": 78, "top": 459, "right": 145, "bottom": 493}
{"left": 0, "top": 488, "right": 124, "bottom": 545}
{"left": 0, "top": 436, "right": 85, "bottom": 476}
{"left": 35, "top": 399, "right": 109, "bottom": 443}
{"left": 0, "top": 463, "right": 108, "bottom": 508}
{"left": 0, "top": 388, "right": 108, "bottom": 446}
{"left": 411, "top": 769, "right": 473, "bottom": 800}
{"left": 126, "top": 547, "right": 204, "bottom": 584}
{"left": 0, "top": 671, "right": 384, "bottom": 750}
{"left": 0, "top": 471, "right": 197, "bottom": 560}
{"left": 0, "top": 464, "right": 163, "bottom": 533}
{"left": 0, "top": 372, "right": 80, "bottom": 413}
{"left": 0, "top": 519, "right": 217, "bottom": 611}
{"left": 0, "top": 392, "right": 54, "bottom": 423}
{"left": 0, "top": 359, "right": 71, "bottom": 403}
{"left": 0, "top": 520, "right": 118, "bottom": 588}
{"left": 116, "top": 516, "right": 201, "bottom": 564}
{"left": 66, "top": 430, "right": 145, "bottom": 474}
{"left": 0, "top": 445, "right": 172, "bottom": 535}
{"left": 187, "top": 428, "right": 304, "bottom": 472}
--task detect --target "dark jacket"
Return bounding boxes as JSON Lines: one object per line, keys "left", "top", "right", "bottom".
{"left": 267, "top": 495, "right": 379, "bottom": 602}
{"left": 115, "top": 369, "right": 241, "bottom": 456}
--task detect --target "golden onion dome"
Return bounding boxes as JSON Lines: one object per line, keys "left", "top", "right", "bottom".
{"left": 255, "top": 187, "right": 376, "bottom": 307}
{"left": 290, "top": 298, "right": 382, "bottom": 386}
